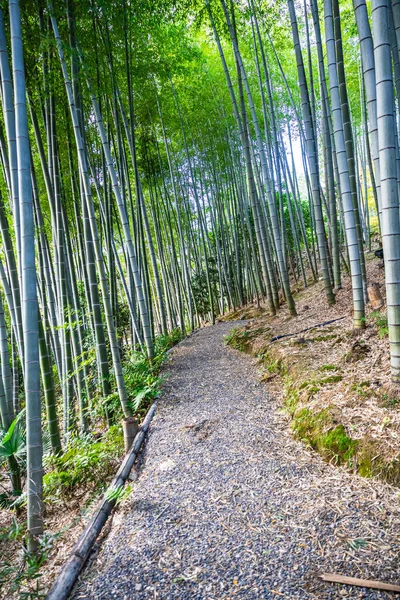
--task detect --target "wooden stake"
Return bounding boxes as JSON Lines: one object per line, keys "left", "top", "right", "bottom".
{"left": 320, "top": 573, "right": 400, "bottom": 593}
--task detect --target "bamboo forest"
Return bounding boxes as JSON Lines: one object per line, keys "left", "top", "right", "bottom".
{"left": 2, "top": 0, "right": 400, "bottom": 597}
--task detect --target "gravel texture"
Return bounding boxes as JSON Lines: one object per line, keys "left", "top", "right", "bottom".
{"left": 72, "top": 322, "right": 400, "bottom": 599}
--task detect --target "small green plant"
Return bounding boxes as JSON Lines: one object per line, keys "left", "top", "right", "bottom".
{"left": 265, "top": 357, "right": 284, "bottom": 374}
{"left": 0, "top": 526, "right": 60, "bottom": 599}
{"left": 132, "top": 381, "right": 161, "bottom": 412}
{"left": 381, "top": 393, "right": 400, "bottom": 408}
{"left": 350, "top": 380, "right": 372, "bottom": 399}
{"left": 0, "top": 410, "right": 26, "bottom": 463}
{"left": 104, "top": 483, "right": 132, "bottom": 506}
{"left": 369, "top": 310, "right": 389, "bottom": 338}
{"left": 347, "top": 538, "right": 368, "bottom": 550}
{"left": 1, "top": 516, "right": 24, "bottom": 541}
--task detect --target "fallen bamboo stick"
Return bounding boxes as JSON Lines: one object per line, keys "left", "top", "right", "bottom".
{"left": 320, "top": 573, "right": 400, "bottom": 593}
{"left": 46, "top": 401, "right": 158, "bottom": 600}
{"left": 269, "top": 316, "right": 346, "bottom": 343}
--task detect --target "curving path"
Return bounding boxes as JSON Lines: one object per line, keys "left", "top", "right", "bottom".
{"left": 72, "top": 322, "right": 400, "bottom": 599}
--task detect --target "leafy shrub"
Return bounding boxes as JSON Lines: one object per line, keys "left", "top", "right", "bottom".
{"left": 89, "top": 328, "right": 183, "bottom": 424}
{"left": 124, "top": 328, "right": 183, "bottom": 418}
{"left": 43, "top": 426, "right": 124, "bottom": 503}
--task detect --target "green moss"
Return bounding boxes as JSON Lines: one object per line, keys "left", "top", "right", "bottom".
{"left": 292, "top": 407, "right": 328, "bottom": 437}
{"left": 298, "top": 374, "right": 342, "bottom": 399}
{"left": 355, "top": 440, "right": 400, "bottom": 485}
{"left": 311, "top": 334, "right": 337, "bottom": 342}
{"left": 227, "top": 312, "right": 400, "bottom": 489}
{"left": 225, "top": 326, "right": 268, "bottom": 353}
{"left": 284, "top": 379, "right": 299, "bottom": 415}
{"left": 224, "top": 327, "right": 250, "bottom": 352}
{"left": 320, "top": 375, "right": 342, "bottom": 384}
{"left": 358, "top": 448, "right": 375, "bottom": 478}
{"left": 357, "top": 441, "right": 390, "bottom": 480}
{"left": 292, "top": 408, "right": 358, "bottom": 466}
{"left": 259, "top": 349, "right": 287, "bottom": 375}
{"left": 322, "top": 426, "right": 358, "bottom": 464}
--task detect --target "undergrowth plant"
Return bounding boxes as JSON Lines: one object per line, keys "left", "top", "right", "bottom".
{"left": 0, "top": 522, "right": 61, "bottom": 599}
{"left": 42, "top": 425, "right": 124, "bottom": 504}
{"left": 369, "top": 311, "right": 389, "bottom": 338}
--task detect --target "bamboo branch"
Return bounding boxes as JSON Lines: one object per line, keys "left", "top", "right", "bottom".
{"left": 269, "top": 316, "right": 346, "bottom": 342}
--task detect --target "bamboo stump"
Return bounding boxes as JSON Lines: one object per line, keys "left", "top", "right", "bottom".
{"left": 367, "top": 282, "right": 384, "bottom": 310}
{"left": 122, "top": 417, "right": 139, "bottom": 452}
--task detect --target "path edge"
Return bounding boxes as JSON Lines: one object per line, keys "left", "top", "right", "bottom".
{"left": 46, "top": 401, "right": 158, "bottom": 600}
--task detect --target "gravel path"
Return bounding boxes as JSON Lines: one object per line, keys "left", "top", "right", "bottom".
{"left": 72, "top": 322, "right": 400, "bottom": 599}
